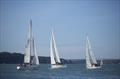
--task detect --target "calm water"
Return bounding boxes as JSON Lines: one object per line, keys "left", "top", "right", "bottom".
{"left": 0, "top": 64, "right": 120, "bottom": 79}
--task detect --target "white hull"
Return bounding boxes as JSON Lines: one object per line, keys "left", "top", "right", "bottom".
{"left": 87, "top": 65, "right": 101, "bottom": 69}
{"left": 51, "top": 64, "right": 67, "bottom": 69}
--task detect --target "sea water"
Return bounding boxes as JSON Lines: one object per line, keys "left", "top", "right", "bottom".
{"left": 0, "top": 64, "right": 120, "bottom": 79}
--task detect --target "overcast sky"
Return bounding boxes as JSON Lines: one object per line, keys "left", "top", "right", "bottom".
{"left": 0, "top": 0, "right": 120, "bottom": 59}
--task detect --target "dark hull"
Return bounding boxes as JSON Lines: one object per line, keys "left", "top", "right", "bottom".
{"left": 17, "top": 64, "right": 39, "bottom": 70}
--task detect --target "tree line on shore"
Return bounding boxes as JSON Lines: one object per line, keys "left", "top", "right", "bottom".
{"left": 0, "top": 52, "right": 120, "bottom": 64}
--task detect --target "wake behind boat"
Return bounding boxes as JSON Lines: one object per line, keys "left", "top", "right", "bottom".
{"left": 17, "top": 20, "right": 39, "bottom": 70}
{"left": 85, "top": 36, "right": 102, "bottom": 69}
{"left": 50, "top": 30, "right": 66, "bottom": 69}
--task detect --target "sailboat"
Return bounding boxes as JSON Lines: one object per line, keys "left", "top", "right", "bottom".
{"left": 50, "top": 30, "right": 66, "bottom": 69}
{"left": 85, "top": 36, "right": 101, "bottom": 69}
{"left": 100, "top": 59, "right": 103, "bottom": 66}
{"left": 17, "top": 20, "right": 39, "bottom": 70}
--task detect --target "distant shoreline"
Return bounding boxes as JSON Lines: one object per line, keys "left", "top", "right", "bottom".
{"left": 0, "top": 52, "right": 120, "bottom": 64}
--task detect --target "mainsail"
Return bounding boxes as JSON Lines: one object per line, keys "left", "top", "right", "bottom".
{"left": 24, "top": 20, "right": 39, "bottom": 65}
{"left": 31, "top": 39, "right": 39, "bottom": 65}
{"left": 50, "top": 30, "right": 61, "bottom": 65}
{"left": 86, "top": 36, "right": 97, "bottom": 68}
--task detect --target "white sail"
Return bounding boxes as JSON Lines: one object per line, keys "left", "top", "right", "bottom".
{"left": 17, "top": 20, "right": 40, "bottom": 70}
{"left": 24, "top": 20, "right": 39, "bottom": 65}
{"left": 24, "top": 20, "right": 32, "bottom": 64}
{"left": 86, "top": 36, "right": 97, "bottom": 68}
{"left": 50, "top": 30, "right": 61, "bottom": 65}
{"left": 85, "top": 38, "right": 91, "bottom": 68}
{"left": 50, "top": 37, "right": 56, "bottom": 64}
{"left": 32, "top": 39, "right": 39, "bottom": 65}
{"left": 24, "top": 44, "right": 31, "bottom": 63}
{"left": 100, "top": 60, "right": 103, "bottom": 65}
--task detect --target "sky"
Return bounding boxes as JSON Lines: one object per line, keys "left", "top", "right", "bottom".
{"left": 0, "top": 0, "right": 120, "bottom": 59}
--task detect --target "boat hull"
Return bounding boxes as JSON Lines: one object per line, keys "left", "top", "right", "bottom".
{"left": 17, "top": 65, "right": 39, "bottom": 70}
{"left": 51, "top": 64, "right": 67, "bottom": 69}
{"left": 17, "top": 66, "right": 31, "bottom": 70}
{"left": 87, "top": 65, "right": 101, "bottom": 69}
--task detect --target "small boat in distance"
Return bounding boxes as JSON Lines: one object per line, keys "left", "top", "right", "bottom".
{"left": 100, "top": 59, "right": 103, "bottom": 66}
{"left": 85, "top": 36, "right": 101, "bottom": 69}
{"left": 17, "top": 20, "right": 39, "bottom": 70}
{"left": 50, "top": 30, "right": 66, "bottom": 69}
